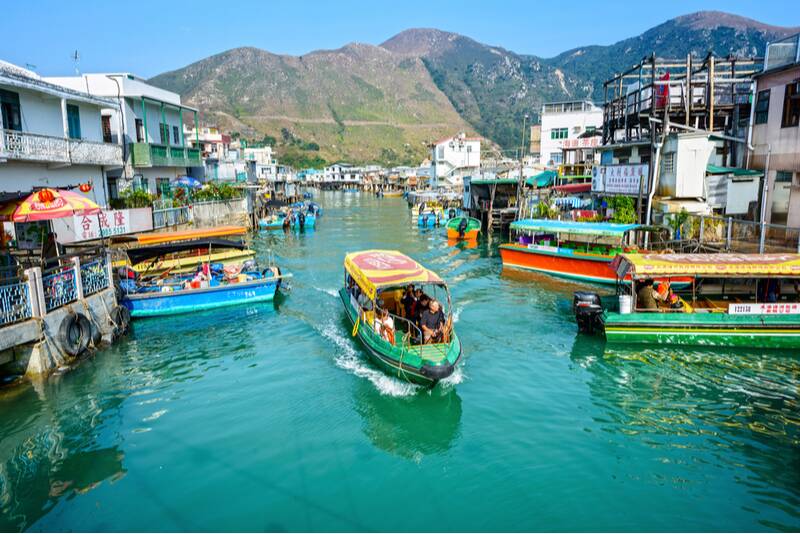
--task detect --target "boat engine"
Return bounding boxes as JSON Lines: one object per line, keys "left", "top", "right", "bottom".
{"left": 573, "top": 291, "right": 603, "bottom": 334}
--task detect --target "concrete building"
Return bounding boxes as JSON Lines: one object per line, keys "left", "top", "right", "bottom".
{"left": 47, "top": 73, "right": 201, "bottom": 199}
{"left": 431, "top": 133, "right": 480, "bottom": 188}
{"left": 243, "top": 146, "right": 276, "bottom": 182}
{"left": 323, "top": 163, "right": 362, "bottom": 187}
{"left": 185, "top": 125, "right": 231, "bottom": 160}
{"left": 529, "top": 124, "right": 541, "bottom": 160}
{"left": 539, "top": 100, "right": 602, "bottom": 167}
{"left": 749, "top": 33, "right": 800, "bottom": 226}
{"left": 0, "top": 61, "right": 123, "bottom": 206}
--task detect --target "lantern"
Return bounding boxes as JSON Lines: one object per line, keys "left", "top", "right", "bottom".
{"left": 37, "top": 189, "right": 55, "bottom": 203}
{"left": 79, "top": 182, "right": 92, "bottom": 193}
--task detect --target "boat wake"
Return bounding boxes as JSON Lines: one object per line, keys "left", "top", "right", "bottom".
{"left": 319, "top": 323, "right": 419, "bottom": 397}
{"left": 313, "top": 286, "right": 339, "bottom": 298}
{"left": 439, "top": 364, "right": 465, "bottom": 387}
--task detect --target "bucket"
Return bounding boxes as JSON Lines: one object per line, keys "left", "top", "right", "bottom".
{"left": 619, "top": 295, "right": 632, "bottom": 314}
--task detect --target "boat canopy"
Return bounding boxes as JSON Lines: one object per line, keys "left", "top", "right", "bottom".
{"left": 510, "top": 219, "right": 641, "bottom": 237}
{"left": 614, "top": 253, "right": 800, "bottom": 278}
{"left": 113, "top": 225, "right": 247, "bottom": 245}
{"left": 525, "top": 170, "right": 557, "bottom": 188}
{"left": 127, "top": 239, "right": 247, "bottom": 265}
{"left": 344, "top": 250, "right": 443, "bottom": 300}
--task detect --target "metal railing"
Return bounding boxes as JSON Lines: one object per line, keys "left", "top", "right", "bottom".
{"left": 1, "top": 129, "right": 123, "bottom": 166}
{"left": 152, "top": 206, "right": 191, "bottom": 229}
{"left": 42, "top": 267, "right": 78, "bottom": 312}
{"left": 663, "top": 213, "right": 800, "bottom": 254}
{"left": 80, "top": 257, "right": 110, "bottom": 296}
{"left": 0, "top": 277, "right": 33, "bottom": 327}
{"left": 765, "top": 33, "right": 800, "bottom": 72}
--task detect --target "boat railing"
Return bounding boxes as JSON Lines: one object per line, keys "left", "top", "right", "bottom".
{"left": 387, "top": 311, "right": 450, "bottom": 362}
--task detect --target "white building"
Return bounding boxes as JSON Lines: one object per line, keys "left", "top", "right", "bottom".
{"left": 0, "top": 61, "right": 123, "bottom": 206}
{"left": 47, "top": 73, "right": 201, "bottom": 199}
{"left": 324, "top": 163, "right": 362, "bottom": 186}
{"left": 185, "top": 125, "right": 231, "bottom": 160}
{"left": 431, "top": 133, "right": 480, "bottom": 188}
{"left": 539, "top": 100, "right": 603, "bottom": 167}
{"left": 243, "top": 146, "right": 276, "bottom": 181}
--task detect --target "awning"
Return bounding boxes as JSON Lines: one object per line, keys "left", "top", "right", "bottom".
{"left": 614, "top": 253, "right": 800, "bottom": 278}
{"left": 344, "top": 250, "right": 443, "bottom": 300}
{"left": 706, "top": 164, "right": 763, "bottom": 177}
{"left": 114, "top": 225, "right": 248, "bottom": 245}
{"left": 126, "top": 239, "right": 247, "bottom": 265}
{"left": 552, "top": 182, "right": 591, "bottom": 193}
{"left": 525, "top": 170, "right": 557, "bottom": 188}
{"left": 510, "top": 219, "right": 642, "bottom": 237}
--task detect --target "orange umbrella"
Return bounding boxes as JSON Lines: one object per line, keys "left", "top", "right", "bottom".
{"left": 12, "top": 188, "right": 101, "bottom": 223}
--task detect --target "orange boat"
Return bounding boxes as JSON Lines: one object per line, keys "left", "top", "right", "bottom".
{"left": 445, "top": 216, "right": 481, "bottom": 240}
{"left": 499, "top": 219, "right": 687, "bottom": 286}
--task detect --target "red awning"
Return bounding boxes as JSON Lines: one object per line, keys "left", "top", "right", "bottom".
{"left": 552, "top": 182, "right": 591, "bottom": 193}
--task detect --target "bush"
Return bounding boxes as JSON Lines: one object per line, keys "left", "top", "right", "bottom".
{"left": 607, "top": 196, "right": 637, "bottom": 224}
{"left": 110, "top": 188, "right": 155, "bottom": 209}
{"left": 193, "top": 182, "right": 241, "bottom": 202}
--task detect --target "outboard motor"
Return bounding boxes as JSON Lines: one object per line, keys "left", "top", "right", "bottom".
{"left": 573, "top": 291, "right": 603, "bottom": 334}
{"left": 448, "top": 208, "right": 456, "bottom": 219}
{"left": 298, "top": 211, "right": 306, "bottom": 229}
{"left": 458, "top": 217, "right": 468, "bottom": 237}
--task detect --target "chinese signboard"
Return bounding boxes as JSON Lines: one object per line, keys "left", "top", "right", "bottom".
{"left": 74, "top": 210, "right": 130, "bottom": 240}
{"left": 728, "top": 303, "right": 800, "bottom": 315}
{"left": 592, "top": 164, "right": 649, "bottom": 195}
{"left": 562, "top": 137, "right": 600, "bottom": 149}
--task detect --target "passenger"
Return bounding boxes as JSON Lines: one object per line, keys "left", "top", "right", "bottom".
{"left": 416, "top": 293, "right": 430, "bottom": 327}
{"left": 636, "top": 279, "right": 659, "bottom": 310}
{"left": 374, "top": 308, "right": 396, "bottom": 345}
{"left": 420, "top": 300, "right": 445, "bottom": 344}
{"left": 401, "top": 284, "right": 417, "bottom": 319}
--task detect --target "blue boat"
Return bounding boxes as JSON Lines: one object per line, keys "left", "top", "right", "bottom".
{"left": 290, "top": 211, "right": 316, "bottom": 229}
{"left": 417, "top": 207, "right": 462, "bottom": 228}
{"left": 258, "top": 214, "right": 288, "bottom": 230}
{"left": 120, "top": 240, "right": 289, "bottom": 318}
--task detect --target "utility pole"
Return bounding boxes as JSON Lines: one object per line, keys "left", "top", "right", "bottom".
{"left": 516, "top": 114, "right": 529, "bottom": 214}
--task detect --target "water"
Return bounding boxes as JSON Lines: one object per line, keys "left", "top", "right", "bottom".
{"left": 1, "top": 192, "right": 799, "bottom": 532}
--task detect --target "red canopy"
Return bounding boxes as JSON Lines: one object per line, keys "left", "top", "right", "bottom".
{"left": 552, "top": 182, "right": 591, "bottom": 194}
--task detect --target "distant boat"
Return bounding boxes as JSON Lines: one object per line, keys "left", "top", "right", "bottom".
{"left": 446, "top": 216, "right": 481, "bottom": 240}
{"left": 258, "top": 214, "right": 288, "bottom": 230}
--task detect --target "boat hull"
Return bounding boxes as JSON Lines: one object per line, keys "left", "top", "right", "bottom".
{"left": 500, "top": 244, "right": 619, "bottom": 284}
{"left": 603, "top": 311, "right": 800, "bottom": 349}
{"left": 123, "top": 278, "right": 278, "bottom": 318}
{"left": 339, "top": 289, "right": 460, "bottom": 385}
{"left": 447, "top": 228, "right": 479, "bottom": 240}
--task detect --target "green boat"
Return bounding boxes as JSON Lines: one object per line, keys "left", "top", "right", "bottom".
{"left": 573, "top": 252, "right": 800, "bottom": 349}
{"left": 341, "top": 250, "right": 461, "bottom": 385}
{"left": 446, "top": 216, "right": 481, "bottom": 240}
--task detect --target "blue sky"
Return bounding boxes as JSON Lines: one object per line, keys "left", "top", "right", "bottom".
{"left": 3, "top": 0, "right": 798, "bottom": 78}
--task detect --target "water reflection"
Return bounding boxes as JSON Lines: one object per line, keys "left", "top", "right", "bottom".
{"left": 568, "top": 334, "right": 800, "bottom": 531}
{"left": 353, "top": 380, "right": 462, "bottom": 460}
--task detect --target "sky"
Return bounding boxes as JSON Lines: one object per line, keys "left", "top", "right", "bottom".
{"left": 3, "top": 0, "right": 798, "bottom": 79}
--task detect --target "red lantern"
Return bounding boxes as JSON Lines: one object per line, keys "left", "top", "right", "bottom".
{"left": 37, "top": 189, "right": 55, "bottom": 203}
{"left": 79, "top": 182, "right": 92, "bottom": 193}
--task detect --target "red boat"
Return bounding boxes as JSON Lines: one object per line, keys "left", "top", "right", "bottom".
{"left": 499, "top": 219, "right": 688, "bottom": 285}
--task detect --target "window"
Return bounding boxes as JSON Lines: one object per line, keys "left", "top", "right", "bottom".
{"left": 107, "top": 177, "right": 119, "bottom": 200}
{"left": 550, "top": 128, "right": 568, "bottom": 140}
{"left": 775, "top": 171, "right": 794, "bottom": 183}
{"left": 781, "top": 82, "right": 800, "bottom": 128}
{"left": 156, "top": 177, "right": 170, "bottom": 197}
{"left": 135, "top": 119, "right": 144, "bottom": 142}
{"left": 0, "top": 89, "right": 21, "bottom": 131}
{"left": 66, "top": 104, "right": 81, "bottom": 139}
{"left": 662, "top": 153, "right": 675, "bottom": 175}
{"left": 549, "top": 152, "right": 563, "bottom": 164}
{"left": 585, "top": 126, "right": 596, "bottom": 135}
{"left": 101, "top": 115, "right": 112, "bottom": 143}
{"left": 159, "top": 122, "right": 168, "bottom": 144}
{"left": 755, "top": 89, "right": 770, "bottom": 124}
{"left": 134, "top": 176, "right": 149, "bottom": 193}
{"left": 173, "top": 126, "right": 180, "bottom": 145}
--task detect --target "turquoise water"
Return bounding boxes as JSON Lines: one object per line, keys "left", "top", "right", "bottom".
{"left": 1, "top": 192, "right": 799, "bottom": 532}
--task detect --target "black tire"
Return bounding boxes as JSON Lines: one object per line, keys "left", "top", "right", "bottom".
{"left": 58, "top": 312, "right": 91, "bottom": 356}
{"left": 110, "top": 305, "right": 131, "bottom": 339}
{"left": 114, "top": 281, "right": 124, "bottom": 303}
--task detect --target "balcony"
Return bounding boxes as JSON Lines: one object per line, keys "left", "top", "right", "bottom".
{"left": 0, "top": 129, "right": 123, "bottom": 166}
{"left": 130, "top": 142, "right": 202, "bottom": 168}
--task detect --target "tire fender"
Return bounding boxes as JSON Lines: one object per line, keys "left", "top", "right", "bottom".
{"left": 58, "top": 312, "right": 91, "bottom": 356}
{"left": 110, "top": 305, "right": 131, "bottom": 339}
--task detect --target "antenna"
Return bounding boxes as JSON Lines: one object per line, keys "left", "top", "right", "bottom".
{"left": 71, "top": 50, "right": 80, "bottom": 75}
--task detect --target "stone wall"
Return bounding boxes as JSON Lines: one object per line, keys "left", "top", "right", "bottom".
{"left": 191, "top": 198, "right": 250, "bottom": 227}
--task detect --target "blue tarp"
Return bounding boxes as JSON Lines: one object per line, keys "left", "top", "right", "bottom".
{"left": 510, "top": 219, "right": 641, "bottom": 237}
{"left": 525, "top": 170, "right": 557, "bottom": 187}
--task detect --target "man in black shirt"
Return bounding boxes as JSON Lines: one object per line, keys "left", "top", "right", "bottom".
{"left": 420, "top": 300, "right": 445, "bottom": 344}
{"left": 401, "top": 284, "right": 416, "bottom": 319}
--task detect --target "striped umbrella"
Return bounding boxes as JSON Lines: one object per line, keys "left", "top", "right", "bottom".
{"left": 12, "top": 188, "right": 101, "bottom": 223}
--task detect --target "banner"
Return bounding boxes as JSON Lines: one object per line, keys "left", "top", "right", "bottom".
{"left": 592, "top": 164, "right": 649, "bottom": 195}
{"left": 74, "top": 210, "right": 131, "bottom": 240}
{"left": 729, "top": 303, "right": 800, "bottom": 315}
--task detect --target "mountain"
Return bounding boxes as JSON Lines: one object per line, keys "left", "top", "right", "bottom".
{"left": 149, "top": 11, "right": 800, "bottom": 165}
{"left": 149, "top": 45, "right": 475, "bottom": 166}
{"left": 381, "top": 29, "right": 587, "bottom": 151}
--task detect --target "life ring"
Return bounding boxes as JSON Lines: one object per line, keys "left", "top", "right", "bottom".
{"left": 110, "top": 305, "right": 131, "bottom": 339}
{"left": 386, "top": 327, "right": 395, "bottom": 346}
{"left": 58, "top": 312, "right": 91, "bottom": 356}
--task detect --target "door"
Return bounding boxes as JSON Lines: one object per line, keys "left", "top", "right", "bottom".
{"left": 66, "top": 104, "right": 81, "bottom": 139}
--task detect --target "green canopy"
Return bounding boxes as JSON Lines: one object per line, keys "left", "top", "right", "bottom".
{"left": 525, "top": 170, "right": 557, "bottom": 188}
{"left": 706, "top": 164, "right": 762, "bottom": 177}
{"left": 510, "top": 219, "right": 642, "bottom": 237}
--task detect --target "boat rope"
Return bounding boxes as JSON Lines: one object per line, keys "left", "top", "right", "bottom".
{"left": 351, "top": 311, "right": 360, "bottom": 337}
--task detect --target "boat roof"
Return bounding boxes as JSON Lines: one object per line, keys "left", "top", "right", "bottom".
{"left": 510, "top": 219, "right": 641, "bottom": 237}
{"left": 113, "top": 225, "right": 247, "bottom": 245}
{"left": 127, "top": 239, "right": 247, "bottom": 265}
{"left": 615, "top": 253, "right": 800, "bottom": 278}
{"left": 344, "top": 250, "right": 444, "bottom": 300}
